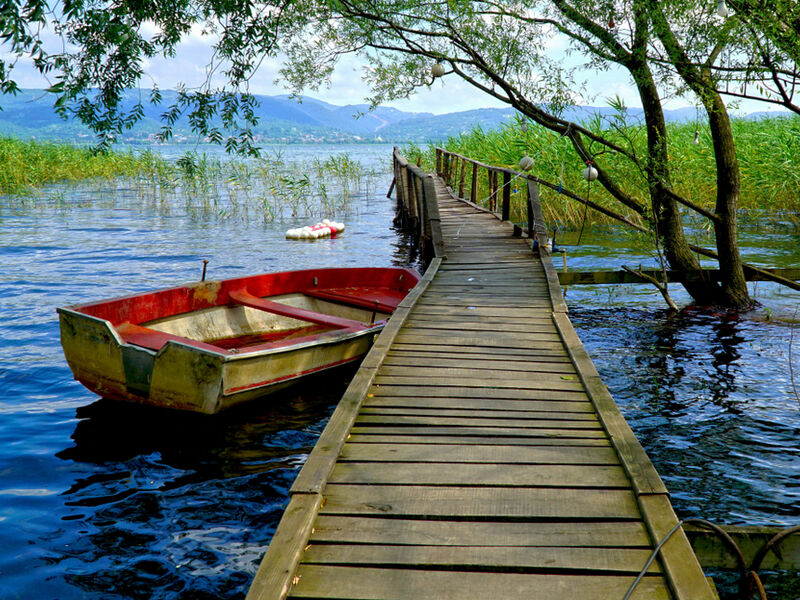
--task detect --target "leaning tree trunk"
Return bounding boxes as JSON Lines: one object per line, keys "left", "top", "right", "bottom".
{"left": 633, "top": 55, "right": 725, "bottom": 305}
{"left": 646, "top": 0, "right": 752, "bottom": 308}
{"left": 705, "top": 93, "right": 751, "bottom": 308}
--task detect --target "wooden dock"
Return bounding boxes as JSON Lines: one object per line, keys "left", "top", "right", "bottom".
{"left": 246, "top": 153, "right": 717, "bottom": 599}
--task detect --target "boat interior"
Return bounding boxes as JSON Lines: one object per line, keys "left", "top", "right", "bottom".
{"left": 121, "top": 292, "right": 392, "bottom": 355}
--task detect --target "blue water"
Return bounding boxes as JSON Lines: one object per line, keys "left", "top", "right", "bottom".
{"left": 0, "top": 147, "right": 416, "bottom": 599}
{"left": 1, "top": 146, "right": 798, "bottom": 599}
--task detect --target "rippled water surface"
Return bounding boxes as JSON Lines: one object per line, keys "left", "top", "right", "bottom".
{"left": 1, "top": 145, "right": 799, "bottom": 599}
{"left": 0, "top": 144, "right": 415, "bottom": 599}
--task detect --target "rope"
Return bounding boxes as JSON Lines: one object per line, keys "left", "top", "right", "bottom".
{"left": 622, "top": 520, "right": 685, "bottom": 600}
{"left": 622, "top": 518, "right": 800, "bottom": 600}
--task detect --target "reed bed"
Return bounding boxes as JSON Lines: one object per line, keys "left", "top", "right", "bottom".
{"left": 1, "top": 139, "right": 378, "bottom": 222}
{"left": 0, "top": 137, "right": 142, "bottom": 195}
{"left": 406, "top": 114, "right": 800, "bottom": 230}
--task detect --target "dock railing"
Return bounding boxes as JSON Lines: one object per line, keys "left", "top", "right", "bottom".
{"left": 391, "top": 148, "right": 445, "bottom": 264}
{"left": 434, "top": 147, "right": 551, "bottom": 253}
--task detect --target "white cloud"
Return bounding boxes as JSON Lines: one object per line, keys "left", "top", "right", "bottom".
{"left": 1, "top": 24, "right": 787, "bottom": 117}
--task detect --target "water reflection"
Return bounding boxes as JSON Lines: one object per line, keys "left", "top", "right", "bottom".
{"left": 52, "top": 373, "right": 352, "bottom": 599}
{"left": 571, "top": 303, "right": 800, "bottom": 527}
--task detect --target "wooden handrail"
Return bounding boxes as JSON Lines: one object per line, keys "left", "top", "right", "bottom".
{"left": 393, "top": 147, "right": 445, "bottom": 264}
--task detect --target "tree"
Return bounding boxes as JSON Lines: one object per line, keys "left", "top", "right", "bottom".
{"left": 0, "top": 0, "right": 791, "bottom": 306}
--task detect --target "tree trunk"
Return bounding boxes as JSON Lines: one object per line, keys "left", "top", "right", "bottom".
{"left": 630, "top": 55, "right": 724, "bottom": 304}
{"left": 705, "top": 94, "right": 751, "bottom": 307}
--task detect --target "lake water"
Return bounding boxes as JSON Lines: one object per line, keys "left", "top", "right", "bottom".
{"left": 1, "top": 143, "right": 798, "bottom": 599}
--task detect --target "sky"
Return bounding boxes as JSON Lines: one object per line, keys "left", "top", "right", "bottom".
{"left": 6, "top": 22, "right": 784, "bottom": 117}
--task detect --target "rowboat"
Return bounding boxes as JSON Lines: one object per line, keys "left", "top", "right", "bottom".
{"left": 58, "top": 267, "right": 420, "bottom": 414}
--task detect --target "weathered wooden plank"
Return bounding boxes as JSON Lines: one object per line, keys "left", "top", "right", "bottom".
{"left": 399, "top": 326, "right": 562, "bottom": 339}
{"left": 376, "top": 365, "right": 578, "bottom": 381}
{"left": 685, "top": 525, "right": 800, "bottom": 570}
{"left": 409, "top": 305, "right": 552, "bottom": 317}
{"left": 309, "top": 515, "right": 652, "bottom": 547}
{"left": 552, "top": 312, "right": 667, "bottom": 496}
{"left": 558, "top": 267, "right": 800, "bottom": 285}
{"left": 367, "top": 385, "right": 588, "bottom": 401}
{"left": 390, "top": 340, "right": 566, "bottom": 354}
{"left": 405, "top": 319, "right": 558, "bottom": 335}
{"left": 638, "top": 494, "right": 717, "bottom": 600}
{"left": 419, "top": 295, "right": 553, "bottom": 306}
{"left": 390, "top": 337, "right": 568, "bottom": 352}
{"left": 245, "top": 493, "right": 322, "bottom": 600}
{"left": 406, "top": 313, "right": 554, "bottom": 325}
{"left": 363, "top": 396, "right": 594, "bottom": 412}
{"left": 349, "top": 425, "right": 608, "bottom": 438}
{"left": 289, "top": 565, "right": 671, "bottom": 599}
{"left": 425, "top": 285, "right": 551, "bottom": 294}
{"left": 372, "top": 375, "right": 585, "bottom": 391}
{"left": 329, "top": 462, "right": 629, "bottom": 488}
{"left": 386, "top": 349, "right": 572, "bottom": 363}
{"left": 346, "top": 433, "right": 612, "bottom": 446}
{"left": 359, "top": 407, "right": 597, "bottom": 420}
{"left": 338, "top": 443, "right": 619, "bottom": 464}
{"left": 289, "top": 258, "right": 441, "bottom": 496}
{"left": 433, "top": 273, "right": 546, "bottom": 282}
{"left": 438, "top": 263, "right": 543, "bottom": 272}
{"left": 354, "top": 414, "right": 601, "bottom": 429}
{"left": 382, "top": 355, "right": 577, "bottom": 372}
{"left": 301, "top": 543, "right": 661, "bottom": 574}
{"left": 321, "top": 484, "right": 640, "bottom": 519}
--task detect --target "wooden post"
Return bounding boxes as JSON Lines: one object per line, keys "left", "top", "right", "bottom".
{"left": 435, "top": 148, "right": 442, "bottom": 176}
{"left": 415, "top": 173, "right": 427, "bottom": 243}
{"left": 458, "top": 158, "right": 467, "bottom": 198}
{"left": 470, "top": 162, "right": 478, "bottom": 204}
{"left": 526, "top": 176, "right": 534, "bottom": 237}
{"left": 422, "top": 175, "right": 446, "bottom": 260}
{"left": 527, "top": 179, "right": 548, "bottom": 250}
{"left": 487, "top": 169, "right": 495, "bottom": 211}
{"left": 448, "top": 154, "right": 457, "bottom": 187}
{"left": 407, "top": 167, "right": 419, "bottom": 228}
{"left": 502, "top": 171, "right": 511, "bottom": 221}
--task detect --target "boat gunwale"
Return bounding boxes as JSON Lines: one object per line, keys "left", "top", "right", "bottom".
{"left": 57, "top": 306, "right": 386, "bottom": 361}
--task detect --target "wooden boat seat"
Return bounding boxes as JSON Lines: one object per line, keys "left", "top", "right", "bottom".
{"left": 227, "top": 289, "right": 366, "bottom": 330}
{"left": 116, "top": 322, "right": 226, "bottom": 353}
{"left": 304, "top": 287, "right": 404, "bottom": 313}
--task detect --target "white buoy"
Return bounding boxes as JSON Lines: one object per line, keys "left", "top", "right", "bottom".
{"left": 582, "top": 165, "right": 598, "bottom": 182}
{"left": 716, "top": 0, "right": 730, "bottom": 17}
{"left": 286, "top": 220, "right": 346, "bottom": 240}
{"left": 431, "top": 63, "right": 446, "bottom": 78}
{"left": 519, "top": 155, "right": 534, "bottom": 171}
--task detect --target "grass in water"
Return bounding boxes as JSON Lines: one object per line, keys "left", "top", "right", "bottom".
{"left": 0, "top": 137, "right": 142, "bottom": 195}
{"left": 0, "top": 137, "right": 377, "bottom": 222}
{"left": 405, "top": 114, "right": 800, "bottom": 231}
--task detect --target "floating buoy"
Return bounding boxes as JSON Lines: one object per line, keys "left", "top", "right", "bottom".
{"left": 286, "top": 219, "right": 345, "bottom": 240}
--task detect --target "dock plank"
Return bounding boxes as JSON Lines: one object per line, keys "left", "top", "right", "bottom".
{"left": 328, "top": 462, "right": 630, "bottom": 487}
{"left": 338, "top": 443, "right": 620, "bottom": 464}
{"left": 300, "top": 544, "right": 662, "bottom": 574}
{"left": 246, "top": 165, "right": 715, "bottom": 600}
{"left": 308, "top": 516, "right": 652, "bottom": 547}
{"left": 320, "top": 484, "right": 641, "bottom": 519}
{"left": 288, "top": 566, "right": 672, "bottom": 599}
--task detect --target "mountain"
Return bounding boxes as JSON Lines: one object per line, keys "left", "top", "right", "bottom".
{"left": 0, "top": 89, "right": 791, "bottom": 145}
